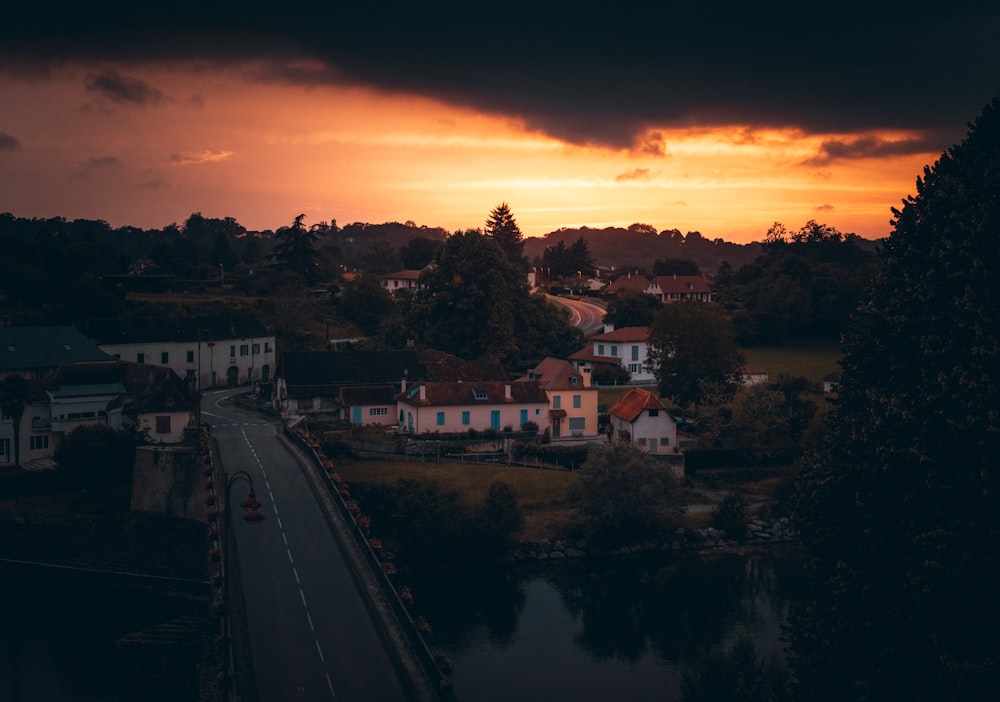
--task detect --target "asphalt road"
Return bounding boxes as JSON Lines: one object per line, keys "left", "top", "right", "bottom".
{"left": 203, "top": 388, "right": 412, "bottom": 702}
{"left": 546, "top": 294, "right": 606, "bottom": 335}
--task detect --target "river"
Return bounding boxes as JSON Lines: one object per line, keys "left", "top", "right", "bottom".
{"left": 408, "top": 549, "right": 800, "bottom": 701}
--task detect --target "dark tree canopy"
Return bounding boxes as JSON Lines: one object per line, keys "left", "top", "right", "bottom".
{"left": 647, "top": 301, "right": 744, "bottom": 408}
{"left": 272, "top": 213, "right": 325, "bottom": 282}
{"left": 788, "top": 98, "right": 1000, "bottom": 701}
{"left": 603, "top": 288, "right": 663, "bottom": 328}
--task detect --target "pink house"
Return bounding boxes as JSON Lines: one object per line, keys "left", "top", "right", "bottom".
{"left": 607, "top": 387, "right": 680, "bottom": 458}
{"left": 395, "top": 381, "right": 548, "bottom": 434}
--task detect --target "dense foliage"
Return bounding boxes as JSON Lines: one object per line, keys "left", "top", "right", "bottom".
{"left": 54, "top": 425, "right": 140, "bottom": 487}
{"left": 681, "top": 633, "right": 792, "bottom": 702}
{"left": 568, "top": 443, "right": 683, "bottom": 544}
{"left": 788, "top": 98, "right": 1000, "bottom": 701}
{"left": 647, "top": 301, "right": 744, "bottom": 408}
{"left": 723, "top": 221, "right": 878, "bottom": 343}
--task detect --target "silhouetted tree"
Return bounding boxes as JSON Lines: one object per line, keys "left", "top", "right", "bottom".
{"left": 485, "top": 202, "right": 528, "bottom": 272}
{"left": 272, "top": 214, "right": 325, "bottom": 282}
{"left": 0, "top": 375, "right": 29, "bottom": 466}
{"left": 788, "top": 97, "right": 1000, "bottom": 702}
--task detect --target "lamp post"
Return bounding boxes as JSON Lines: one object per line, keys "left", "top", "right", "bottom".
{"left": 220, "top": 469, "right": 264, "bottom": 698}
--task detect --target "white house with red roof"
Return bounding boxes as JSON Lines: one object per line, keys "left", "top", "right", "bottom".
{"left": 645, "top": 275, "right": 713, "bottom": 303}
{"left": 607, "top": 387, "right": 682, "bottom": 473}
{"left": 569, "top": 325, "right": 655, "bottom": 384}
{"left": 379, "top": 269, "right": 423, "bottom": 293}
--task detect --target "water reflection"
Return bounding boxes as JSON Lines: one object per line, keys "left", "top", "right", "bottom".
{"left": 409, "top": 550, "right": 799, "bottom": 701}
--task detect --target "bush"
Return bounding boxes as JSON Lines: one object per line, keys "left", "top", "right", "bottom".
{"left": 568, "top": 443, "right": 683, "bottom": 545}
{"left": 711, "top": 493, "right": 748, "bottom": 541}
{"left": 54, "top": 425, "right": 139, "bottom": 488}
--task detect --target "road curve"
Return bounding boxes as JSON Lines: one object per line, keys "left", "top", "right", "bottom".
{"left": 546, "top": 294, "right": 606, "bottom": 335}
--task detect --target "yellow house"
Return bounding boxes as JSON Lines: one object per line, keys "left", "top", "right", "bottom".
{"left": 518, "top": 357, "right": 602, "bottom": 442}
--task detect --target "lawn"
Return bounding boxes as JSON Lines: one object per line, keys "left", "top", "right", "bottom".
{"left": 333, "top": 459, "right": 581, "bottom": 541}
{"left": 739, "top": 341, "right": 842, "bottom": 387}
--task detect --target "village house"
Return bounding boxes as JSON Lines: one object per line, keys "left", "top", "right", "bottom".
{"left": 569, "top": 325, "right": 655, "bottom": 384}
{"left": 379, "top": 269, "right": 423, "bottom": 293}
{"left": 1, "top": 326, "right": 112, "bottom": 467}
{"left": 739, "top": 365, "right": 769, "bottom": 385}
{"left": 80, "top": 314, "right": 274, "bottom": 391}
{"left": 517, "top": 357, "right": 601, "bottom": 442}
{"left": 645, "top": 274, "right": 713, "bottom": 303}
{"left": 395, "top": 380, "right": 549, "bottom": 435}
{"left": 607, "top": 387, "right": 683, "bottom": 473}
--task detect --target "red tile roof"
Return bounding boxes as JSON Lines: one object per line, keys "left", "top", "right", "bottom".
{"left": 517, "top": 357, "right": 588, "bottom": 390}
{"left": 650, "top": 275, "right": 712, "bottom": 294}
{"left": 397, "top": 381, "right": 548, "bottom": 407}
{"left": 589, "top": 326, "right": 650, "bottom": 342}
{"left": 608, "top": 387, "right": 667, "bottom": 422}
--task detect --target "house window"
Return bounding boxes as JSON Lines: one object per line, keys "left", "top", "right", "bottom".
{"left": 264, "top": 342, "right": 271, "bottom": 353}
{"left": 490, "top": 409, "right": 501, "bottom": 430}
{"left": 161, "top": 351, "right": 169, "bottom": 364}
{"left": 553, "top": 395, "right": 561, "bottom": 409}
{"left": 252, "top": 343, "right": 260, "bottom": 354}
{"left": 30, "top": 435, "right": 49, "bottom": 450}
{"left": 520, "top": 409, "right": 528, "bottom": 426}
{"left": 240, "top": 344, "right": 249, "bottom": 357}
{"left": 462, "top": 411, "right": 470, "bottom": 425}
{"left": 185, "top": 369, "right": 195, "bottom": 381}
{"left": 0, "top": 439, "right": 9, "bottom": 462}
{"left": 597, "top": 343, "right": 605, "bottom": 355}
{"left": 627, "top": 363, "right": 642, "bottom": 374}
{"left": 661, "top": 436, "right": 670, "bottom": 446}
{"left": 638, "top": 438, "right": 647, "bottom": 447}
{"left": 230, "top": 345, "right": 236, "bottom": 357}
{"left": 648, "top": 408, "right": 659, "bottom": 416}
{"left": 569, "top": 417, "right": 586, "bottom": 432}
{"left": 187, "top": 350, "right": 195, "bottom": 362}
{"left": 573, "top": 394, "right": 581, "bottom": 408}
{"left": 155, "top": 416, "right": 171, "bottom": 434}
{"left": 631, "top": 345, "right": 639, "bottom": 361}
{"left": 611, "top": 345, "right": 618, "bottom": 357}
{"left": 473, "top": 390, "right": 488, "bottom": 401}
{"left": 370, "top": 407, "right": 388, "bottom": 416}
{"left": 436, "top": 411, "right": 445, "bottom": 426}
{"left": 137, "top": 353, "right": 145, "bottom": 363}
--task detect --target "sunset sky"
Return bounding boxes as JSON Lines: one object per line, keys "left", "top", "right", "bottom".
{"left": 1, "top": 2, "right": 997, "bottom": 243}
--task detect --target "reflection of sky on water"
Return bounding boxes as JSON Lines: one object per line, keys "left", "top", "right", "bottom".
{"left": 414, "top": 552, "right": 798, "bottom": 702}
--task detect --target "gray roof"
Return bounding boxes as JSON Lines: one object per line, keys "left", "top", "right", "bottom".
{"left": 80, "top": 314, "right": 270, "bottom": 345}
{"left": 0, "top": 326, "right": 111, "bottom": 372}
{"left": 47, "top": 382, "right": 127, "bottom": 399}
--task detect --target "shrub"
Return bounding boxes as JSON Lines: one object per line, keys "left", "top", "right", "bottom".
{"left": 711, "top": 493, "right": 748, "bottom": 541}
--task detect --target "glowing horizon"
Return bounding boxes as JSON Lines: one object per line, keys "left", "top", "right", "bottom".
{"left": 0, "top": 62, "right": 942, "bottom": 244}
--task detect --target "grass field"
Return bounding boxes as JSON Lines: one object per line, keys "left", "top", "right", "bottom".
{"left": 739, "top": 341, "right": 842, "bottom": 387}
{"left": 333, "top": 459, "right": 581, "bottom": 541}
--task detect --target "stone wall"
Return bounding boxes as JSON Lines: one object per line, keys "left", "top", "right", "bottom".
{"left": 132, "top": 445, "right": 207, "bottom": 521}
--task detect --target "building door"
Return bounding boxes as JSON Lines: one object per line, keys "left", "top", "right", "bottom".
{"left": 351, "top": 406, "right": 362, "bottom": 425}
{"left": 490, "top": 409, "right": 501, "bottom": 430}
{"left": 227, "top": 366, "right": 239, "bottom": 386}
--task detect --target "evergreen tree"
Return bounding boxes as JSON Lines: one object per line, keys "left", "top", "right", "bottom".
{"left": 272, "top": 213, "right": 325, "bottom": 282}
{"left": 788, "top": 98, "right": 1000, "bottom": 702}
{"left": 485, "top": 202, "right": 528, "bottom": 272}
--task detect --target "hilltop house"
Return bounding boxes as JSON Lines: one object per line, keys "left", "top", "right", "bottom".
{"left": 80, "top": 314, "right": 274, "bottom": 391}
{"left": 518, "top": 357, "right": 601, "bottom": 442}
{"left": 395, "top": 380, "right": 548, "bottom": 434}
{"left": 569, "top": 325, "right": 655, "bottom": 384}
{"left": 607, "top": 387, "right": 683, "bottom": 474}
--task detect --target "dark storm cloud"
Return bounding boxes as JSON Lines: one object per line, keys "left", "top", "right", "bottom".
{"left": 3, "top": 2, "right": 999, "bottom": 150}
{"left": 802, "top": 135, "right": 943, "bottom": 167}
{"left": 0, "top": 132, "right": 22, "bottom": 151}
{"left": 85, "top": 70, "right": 166, "bottom": 105}
{"left": 82, "top": 156, "right": 122, "bottom": 169}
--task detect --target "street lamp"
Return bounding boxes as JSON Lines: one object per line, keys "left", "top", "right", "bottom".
{"left": 227, "top": 470, "right": 266, "bottom": 525}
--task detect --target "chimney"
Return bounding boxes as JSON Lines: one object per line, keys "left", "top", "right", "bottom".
{"left": 400, "top": 377, "right": 407, "bottom": 392}
{"left": 504, "top": 384, "right": 512, "bottom": 400}
{"left": 419, "top": 385, "right": 426, "bottom": 401}
{"left": 581, "top": 367, "right": 591, "bottom": 388}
